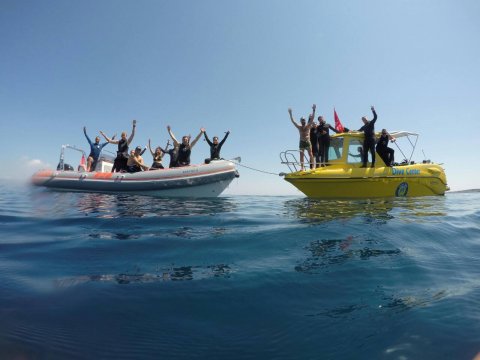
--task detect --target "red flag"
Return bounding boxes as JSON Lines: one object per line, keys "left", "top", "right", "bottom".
{"left": 334, "top": 108, "right": 345, "bottom": 133}
{"left": 80, "top": 154, "right": 86, "bottom": 166}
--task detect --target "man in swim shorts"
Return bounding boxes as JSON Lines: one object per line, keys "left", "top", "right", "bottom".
{"left": 289, "top": 104, "right": 316, "bottom": 170}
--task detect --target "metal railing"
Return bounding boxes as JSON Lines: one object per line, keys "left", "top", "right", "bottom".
{"left": 57, "top": 145, "right": 87, "bottom": 171}
{"left": 279, "top": 150, "right": 312, "bottom": 173}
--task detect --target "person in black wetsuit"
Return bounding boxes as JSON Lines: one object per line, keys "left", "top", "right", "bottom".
{"left": 167, "top": 125, "right": 204, "bottom": 167}
{"left": 204, "top": 130, "right": 230, "bottom": 163}
{"left": 83, "top": 126, "right": 111, "bottom": 172}
{"left": 376, "top": 129, "right": 396, "bottom": 166}
{"left": 100, "top": 119, "right": 136, "bottom": 172}
{"left": 309, "top": 122, "right": 320, "bottom": 168}
{"left": 317, "top": 116, "right": 340, "bottom": 167}
{"left": 166, "top": 146, "right": 179, "bottom": 168}
{"left": 357, "top": 106, "right": 377, "bottom": 168}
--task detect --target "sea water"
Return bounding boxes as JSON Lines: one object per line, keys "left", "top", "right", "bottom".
{"left": 0, "top": 181, "right": 479, "bottom": 359}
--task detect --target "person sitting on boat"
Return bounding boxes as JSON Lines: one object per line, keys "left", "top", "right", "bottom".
{"left": 204, "top": 130, "right": 230, "bottom": 163}
{"left": 167, "top": 125, "right": 205, "bottom": 167}
{"left": 357, "top": 106, "right": 377, "bottom": 168}
{"left": 126, "top": 146, "right": 150, "bottom": 173}
{"left": 147, "top": 139, "right": 170, "bottom": 170}
{"left": 317, "top": 116, "right": 340, "bottom": 167}
{"left": 100, "top": 119, "right": 136, "bottom": 172}
{"left": 288, "top": 104, "right": 316, "bottom": 170}
{"left": 83, "top": 126, "right": 111, "bottom": 172}
{"left": 348, "top": 146, "right": 364, "bottom": 161}
{"left": 376, "top": 129, "right": 396, "bottom": 166}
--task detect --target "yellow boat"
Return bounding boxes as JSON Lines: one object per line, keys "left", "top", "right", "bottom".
{"left": 280, "top": 131, "right": 448, "bottom": 198}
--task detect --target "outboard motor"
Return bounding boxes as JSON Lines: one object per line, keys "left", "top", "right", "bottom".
{"left": 56, "top": 163, "right": 74, "bottom": 171}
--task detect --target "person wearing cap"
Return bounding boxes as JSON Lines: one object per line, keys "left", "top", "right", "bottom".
{"left": 167, "top": 125, "right": 205, "bottom": 167}
{"left": 100, "top": 119, "right": 137, "bottom": 172}
{"left": 376, "top": 129, "right": 396, "bottom": 166}
{"left": 203, "top": 130, "right": 230, "bottom": 163}
{"left": 126, "top": 146, "right": 149, "bottom": 173}
{"left": 288, "top": 104, "right": 315, "bottom": 170}
{"left": 357, "top": 106, "right": 377, "bottom": 168}
{"left": 83, "top": 126, "right": 112, "bottom": 172}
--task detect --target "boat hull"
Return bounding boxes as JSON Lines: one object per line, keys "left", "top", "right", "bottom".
{"left": 32, "top": 160, "right": 238, "bottom": 197}
{"left": 284, "top": 164, "right": 448, "bottom": 198}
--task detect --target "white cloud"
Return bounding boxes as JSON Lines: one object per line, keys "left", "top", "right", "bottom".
{"left": 27, "top": 158, "right": 49, "bottom": 168}
{"left": 0, "top": 156, "right": 53, "bottom": 181}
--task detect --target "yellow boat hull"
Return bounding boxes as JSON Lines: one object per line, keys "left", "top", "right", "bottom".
{"left": 284, "top": 164, "right": 448, "bottom": 198}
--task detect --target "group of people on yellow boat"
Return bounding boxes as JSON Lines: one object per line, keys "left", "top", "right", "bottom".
{"left": 289, "top": 104, "right": 396, "bottom": 170}
{"left": 82, "top": 120, "right": 230, "bottom": 173}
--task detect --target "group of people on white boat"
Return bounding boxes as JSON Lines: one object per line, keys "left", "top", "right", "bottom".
{"left": 82, "top": 120, "right": 230, "bottom": 173}
{"left": 289, "top": 104, "right": 396, "bottom": 170}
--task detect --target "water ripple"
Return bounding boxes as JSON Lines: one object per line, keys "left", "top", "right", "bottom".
{"left": 1, "top": 182, "right": 480, "bottom": 359}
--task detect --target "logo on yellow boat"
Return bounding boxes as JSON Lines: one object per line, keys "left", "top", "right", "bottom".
{"left": 392, "top": 168, "right": 420, "bottom": 175}
{"left": 395, "top": 182, "right": 409, "bottom": 197}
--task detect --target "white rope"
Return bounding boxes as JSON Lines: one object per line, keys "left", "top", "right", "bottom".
{"left": 230, "top": 160, "right": 281, "bottom": 176}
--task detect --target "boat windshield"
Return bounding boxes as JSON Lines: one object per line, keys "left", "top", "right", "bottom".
{"left": 346, "top": 138, "right": 364, "bottom": 164}
{"left": 329, "top": 137, "right": 343, "bottom": 161}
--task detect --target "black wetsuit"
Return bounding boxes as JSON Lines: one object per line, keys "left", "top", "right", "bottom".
{"left": 309, "top": 127, "right": 319, "bottom": 166}
{"left": 204, "top": 132, "right": 229, "bottom": 161}
{"left": 318, "top": 122, "right": 338, "bottom": 164}
{"left": 177, "top": 144, "right": 191, "bottom": 167}
{"left": 167, "top": 148, "right": 179, "bottom": 168}
{"left": 376, "top": 134, "right": 394, "bottom": 166}
{"left": 112, "top": 139, "right": 129, "bottom": 172}
{"left": 127, "top": 164, "right": 142, "bottom": 173}
{"left": 358, "top": 109, "right": 377, "bottom": 167}
{"left": 151, "top": 161, "right": 164, "bottom": 169}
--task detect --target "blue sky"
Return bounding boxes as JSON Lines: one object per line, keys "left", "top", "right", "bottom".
{"left": 1, "top": 0, "right": 479, "bottom": 194}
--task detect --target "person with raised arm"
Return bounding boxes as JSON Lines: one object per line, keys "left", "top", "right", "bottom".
{"left": 147, "top": 138, "right": 170, "bottom": 170}
{"left": 83, "top": 126, "right": 111, "bottom": 172}
{"left": 289, "top": 104, "right": 315, "bottom": 170}
{"left": 357, "top": 106, "right": 378, "bottom": 168}
{"left": 167, "top": 126, "right": 205, "bottom": 167}
{"left": 317, "top": 116, "right": 340, "bottom": 167}
{"left": 204, "top": 130, "right": 230, "bottom": 163}
{"left": 164, "top": 127, "right": 182, "bottom": 168}
{"left": 100, "top": 119, "right": 136, "bottom": 172}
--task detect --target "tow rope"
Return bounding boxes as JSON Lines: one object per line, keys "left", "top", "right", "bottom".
{"left": 230, "top": 160, "right": 283, "bottom": 176}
